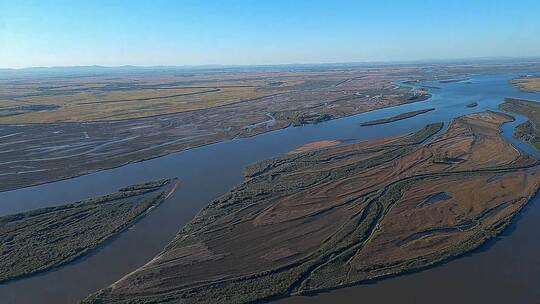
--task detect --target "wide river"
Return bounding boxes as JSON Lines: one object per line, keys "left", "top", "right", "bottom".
{"left": 0, "top": 72, "right": 539, "bottom": 303}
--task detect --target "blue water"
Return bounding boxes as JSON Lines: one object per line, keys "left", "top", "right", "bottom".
{"left": 0, "top": 72, "right": 539, "bottom": 304}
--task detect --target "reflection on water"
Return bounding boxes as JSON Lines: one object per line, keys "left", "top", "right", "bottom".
{"left": 0, "top": 72, "right": 539, "bottom": 304}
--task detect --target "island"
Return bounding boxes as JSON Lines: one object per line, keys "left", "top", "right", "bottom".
{"left": 287, "top": 140, "right": 341, "bottom": 155}
{"left": 84, "top": 111, "right": 540, "bottom": 304}
{"left": 499, "top": 97, "right": 540, "bottom": 149}
{"left": 510, "top": 76, "right": 540, "bottom": 92}
{"left": 0, "top": 178, "right": 178, "bottom": 283}
{"left": 360, "top": 108, "right": 435, "bottom": 126}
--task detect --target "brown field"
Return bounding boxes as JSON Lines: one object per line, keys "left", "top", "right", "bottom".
{"left": 0, "top": 66, "right": 435, "bottom": 192}
{"left": 2, "top": 62, "right": 538, "bottom": 192}
{"left": 84, "top": 111, "right": 540, "bottom": 303}
{"left": 0, "top": 68, "right": 429, "bottom": 123}
{"left": 510, "top": 76, "right": 540, "bottom": 92}
{"left": 287, "top": 140, "right": 341, "bottom": 155}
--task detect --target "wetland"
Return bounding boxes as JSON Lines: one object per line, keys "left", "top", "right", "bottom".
{"left": 0, "top": 179, "right": 177, "bottom": 283}
{"left": 84, "top": 111, "right": 540, "bottom": 303}
{"left": 499, "top": 97, "right": 540, "bottom": 150}
{"left": 2, "top": 63, "right": 540, "bottom": 304}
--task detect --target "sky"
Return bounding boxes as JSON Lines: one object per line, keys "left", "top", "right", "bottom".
{"left": 1, "top": 0, "right": 540, "bottom": 68}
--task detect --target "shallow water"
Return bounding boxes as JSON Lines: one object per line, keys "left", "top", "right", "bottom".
{"left": 0, "top": 72, "right": 539, "bottom": 303}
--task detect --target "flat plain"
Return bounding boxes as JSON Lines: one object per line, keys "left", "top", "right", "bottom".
{"left": 3, "top": 62, "right": 540, "bottom": 304}
{"left": 84, "top": 111, "right": 540, "bottom": 303}
{"left": 510, "top": 76, "right": 540, "bottom": 92}
{"left": 1, "top": 62, "right": 537, "bottom": 193}
{"left": 0, "top": 68, "right": 430, "bottom": 124}
{"left": 0, "top": 66, "right": 433, "bottom": 192}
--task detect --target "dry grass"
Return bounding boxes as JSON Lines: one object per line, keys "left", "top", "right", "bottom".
{"left": 84, "top": 111, "right": 540, "bottom": 304}
{"left": 351, "top": 173, "right": 536, "bottom": 267}
{"left": 0, "top": 67, "right": 431, "bottom": 123}
{"left": 510, "top": 76, "right": 540, "bottom": 92}
{"left": 287, "top": 140, "right": 341, "bottom": 155}
{"left": 0, "top": 67, "right": 434, "bottom": 192}
{"left": 0, "top": 82, "right": 281, "bottom": 123}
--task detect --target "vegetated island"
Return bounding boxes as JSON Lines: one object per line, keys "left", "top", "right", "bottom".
{"left": 274, "top": 112, "right": 333, "bottom": 127}
{"left": 466, "top": 101, "right": 478, "bottom": 108}
{"left": 439, "top": 77, "right": 470, "bottom": 84}
{"left": 509, "top": 76, "right": 540, "bottom": 92}
{"left": 84, "top": 111, "right": 540, "bottom": 304}
{"left": 0, "top": 178, "right": 178, "bottom": 283}
{"left": 499, "top": 97, "right": 540, "bottom": 149}
{"left": 360, "top": 108, "right": 435, "bottom": 126}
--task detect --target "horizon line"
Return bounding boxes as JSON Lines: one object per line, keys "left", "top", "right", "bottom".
{"left": 3, "top": 55, "right": 540, "bottom": 71}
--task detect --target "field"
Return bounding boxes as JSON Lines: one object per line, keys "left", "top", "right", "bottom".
{"left": 510, "top": 76, "right": 540, "bottom": 92}
{"left": 0, "top": 179, "right": 177, "bottom": 283}
{"left": 0, "top": 66, "right": 435, "bottom": 192}
{"left": 0, "top": 68, "right": 429, "bottom": 123}
{"left": 83, "top": 111, "right": 540, "bottom": 303}
{"left": 287, "top": 140, "right": 341, "bottom": 154}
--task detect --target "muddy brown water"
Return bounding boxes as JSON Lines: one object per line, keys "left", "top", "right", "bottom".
{"left": 0, "top": 72, "right": 539, "bottom": 303}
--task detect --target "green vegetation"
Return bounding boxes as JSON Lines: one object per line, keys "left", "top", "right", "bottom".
{"left": 360, "top": 108, "right": 435, "bottom": 126}
{"left": 244, "top": 122, "right": 443, "bottom": 179}
{"left": 0, "top": 178, "right": 176, "bottom": 283}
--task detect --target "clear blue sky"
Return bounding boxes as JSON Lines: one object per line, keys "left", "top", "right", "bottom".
{"left": 1, "top": 0, "right": 540, "bottom": 68}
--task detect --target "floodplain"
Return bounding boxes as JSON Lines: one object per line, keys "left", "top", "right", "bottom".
{"left": 84, "top": 111, "right": 540, "bottom": 303}
{"left": 2, "top": 64, "right": 540, "bottom": 304}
